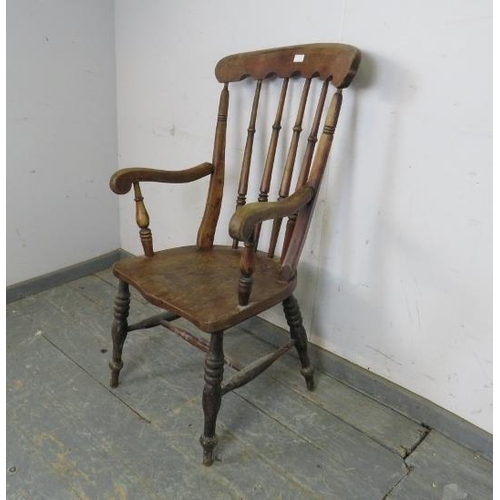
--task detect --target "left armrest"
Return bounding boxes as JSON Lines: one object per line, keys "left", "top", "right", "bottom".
{"left": 110, "top": 162, "right": 213, "bottom": 194}
{"left": 229, "top": 185, "right": 315, "bottom": 243}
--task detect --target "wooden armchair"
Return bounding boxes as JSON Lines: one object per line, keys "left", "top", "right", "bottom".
{"left": 109, "top": 43, "right": 361, "bottom": 466}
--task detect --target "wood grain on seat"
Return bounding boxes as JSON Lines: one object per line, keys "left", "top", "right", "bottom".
{"left": 113, "top": 246, "right": 296, "bottom": 332}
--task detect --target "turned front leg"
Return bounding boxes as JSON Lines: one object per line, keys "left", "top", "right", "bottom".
{"left": 283, "top": 295, "right": 315, "bottom": 390}
{"left": 110, "top": 280, "right": 131, "bottom": 388}
{"left": 200, "top": 331, "right": 224, "bottom": 466}
{"left": 238, "top": 243, "right": 254, "bottom": 306}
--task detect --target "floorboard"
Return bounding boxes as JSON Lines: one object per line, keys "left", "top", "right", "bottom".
{"left": 6, "top": 272, "right": 493, "bottom": 499}
{"left": 7, "top": 334, "right": 238, "bottom": 499}
{"left": 387, "top": 430, "right": 493, "bottom": 500}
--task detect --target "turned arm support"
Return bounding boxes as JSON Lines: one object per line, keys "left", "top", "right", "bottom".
{"left": 229, "top": 185, "right": 314, "bottom": 306}
{"left": 109, "top": 162, "right": 213, "bottom": 257}
{"left": 110, "top": 162, "right": 214, "bottom": 194}
{"left": 228, "top": 185, "right": 314, "bottom": 244}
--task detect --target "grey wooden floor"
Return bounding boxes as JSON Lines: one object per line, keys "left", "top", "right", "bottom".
{"left": 6, "top": 270, "right": 493, "bottom": 499}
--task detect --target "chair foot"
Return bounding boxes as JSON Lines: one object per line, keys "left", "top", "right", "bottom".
{"left": 109, "top": 360, "right": 124, "bottom": 388}
{"left": 109, "top": 280, "right": 130, "bottom": 388}
{"left": 283, "top": 295, "right": 315, "bottom": 391}
{"left": 200, "top": 435, "right": 219, "bottom": 466}
{"left": 300, "top": 366, "right": 315, "bottom": 391}
{"left": 200, "top": 332, "right": 224, "bottom": 465}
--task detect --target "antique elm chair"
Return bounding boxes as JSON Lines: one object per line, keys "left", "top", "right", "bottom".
{"left": 108, "top": 43, "right": 361, "bottom": 466}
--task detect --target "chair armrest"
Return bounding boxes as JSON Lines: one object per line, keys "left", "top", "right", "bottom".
{"left": 110, "top": 162, "right": 214, "bottom": 194}
{"left": 229, "top": 185, "right": 315, "bottom": 243}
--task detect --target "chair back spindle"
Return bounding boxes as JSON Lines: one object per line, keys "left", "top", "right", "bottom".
{"left": 209, "top": 43, "right": 361, "bottom": 300}
{"left": 252, "top": 77, "right": 289, "bottom": 249}
{"left": 268, "top": 76, "right": 316, "bottom": 257}
{"left": 259, "top": 77, "right": 290, "bottom": 204}
{"left": 279, "top": 88, "right": 344, "bottom": 281}
{"left": 232, "top": 80, "right": 263, "bottom": 248}
{"left": 278, "top": 77, "right": 331, "bottom": 260}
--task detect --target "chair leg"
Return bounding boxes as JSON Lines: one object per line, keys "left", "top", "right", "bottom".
{"left": 283, "top": 295, "right": 315, "bottom": 390}
{"left": 200, "top": 331, "right": 224, "bottom": 466}
{"left": 109, "top": 280, "right": 130, "bottom": 388}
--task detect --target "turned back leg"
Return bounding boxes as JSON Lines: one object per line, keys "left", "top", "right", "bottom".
{"left": 200, "top": 331, "right": 224, "bottom": 466}
{"left": 283, "top": 295, "right": 315, "bottom": 390}
{"left": 109, "top": 280, "right": 130, "bottom": 388}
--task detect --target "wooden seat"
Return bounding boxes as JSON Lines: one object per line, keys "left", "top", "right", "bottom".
{"left": 108, "top": 43, "right": 362, "bottom": 466}
{"left": 113, "top": 246, "right": 296, "bottom": 332}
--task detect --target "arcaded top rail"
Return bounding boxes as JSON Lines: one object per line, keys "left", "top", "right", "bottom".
{"left": 215, "top": 43, "right": 361, "bottom": 88}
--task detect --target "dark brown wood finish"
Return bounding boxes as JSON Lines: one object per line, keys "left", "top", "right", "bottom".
{"left": 109, "top": 280, "right": 130, "bottom": 388}
{"left": 229, "top": 185, "right": 314, "bottom": 244}
{"left": 215, "top": 43, "right": 361, "bottom": 87}
{"left": 232, "top": 80, "right": 262, "bottom": 249}
{"left": 253, "top": 77, "right": 290, "bottom": 248}
{"left": 107, "top": 43, "right": 361, "bottom": 465}
{"left": 280, "top": 88, "right": 344, "bottom": 281}
{"left": 113, "top": 246, "right": 296, "bottom": 332}
{"left": 110, "top": 163, "right": 213, "bottom": 195}
{"left": 200, "top": 331, "right": 225, "bottom": 466}
{"left": 283, "top": 295, "right": 314, "bottom": 390}
{"left": 127, "top": 311, "right": 180, "bottom": 332}
{"left": 220, "top": 340, "right": 295, "bottom": 395}
{"left": 133, "top": 182, "right": 154, "bottom": 257}
{"left": 259, "top": 77, "right": 289, "bottom": 203}
{"left": 197, "top": 84, "right": 229, "bottom": 249}
{"left": 269, "top": 77, "right": 331, "bottom": 258}
{"left": 266, "top": 77, "right": 312, "bottom": 259}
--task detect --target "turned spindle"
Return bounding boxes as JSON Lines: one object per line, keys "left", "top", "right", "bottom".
{"left": 200, "top": 332, "right": 225, "bottom": 466}
{"left": 283, "top": 295, "right": 315, "bottom": 390}
{"left": 278, "top": 79, "right": 331, "bottom": 259}
{"left": 133, "top": 182, "right": 154, "bottom": 257}
{"left": 280, "top": 88, "right": 344, "bottom": 281}
{"left": 109, "top": 280, "right": 131, "bottom": 388}
{"left": 237, "top": 242, "right": 255, "bottom": 306}
{"left": 253, "top": 77, "right": 289, "bottom": 248}
{"left": 232, "top": 80, "right": 262, "bottom": 249}
{"left": 267, "top": 78, "right": 311, "bottom": 257}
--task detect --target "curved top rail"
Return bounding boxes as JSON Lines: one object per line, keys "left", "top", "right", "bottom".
{"left": 215, "top": 43, "right": 361, "bottom": 88}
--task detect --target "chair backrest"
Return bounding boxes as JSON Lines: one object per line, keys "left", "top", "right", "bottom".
{"left": 197, "top": 43, "right": 361, "bottom": 284}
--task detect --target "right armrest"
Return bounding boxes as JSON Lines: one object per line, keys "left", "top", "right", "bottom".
{"left": 229, "top": 185, "right": 315, "bottom": 243}
{"left": 110, "top": 162, "right": 214, "bottom": 194}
